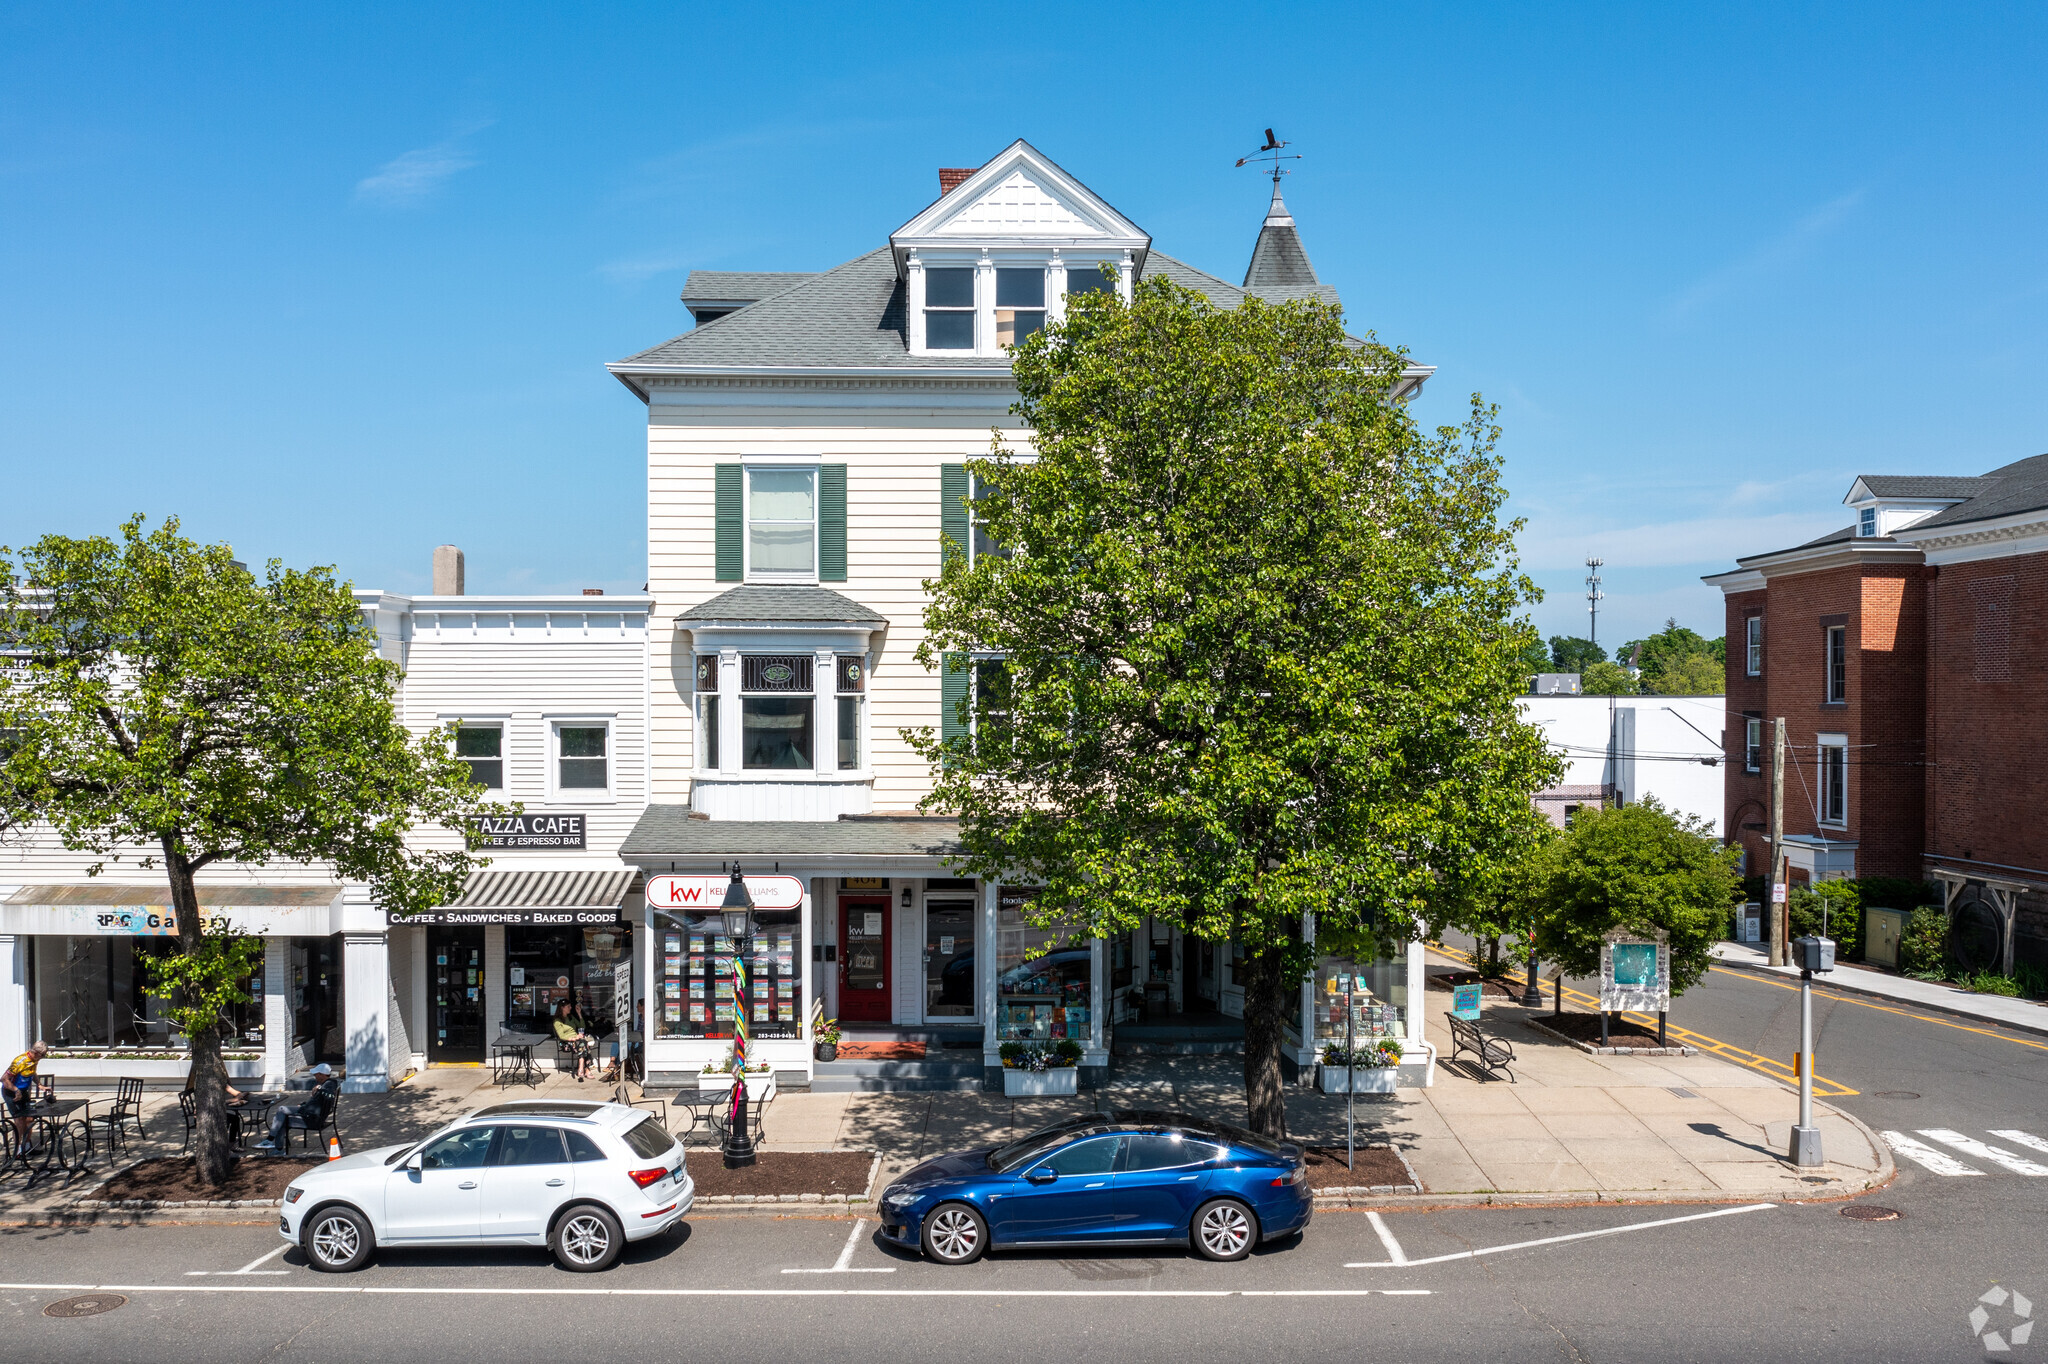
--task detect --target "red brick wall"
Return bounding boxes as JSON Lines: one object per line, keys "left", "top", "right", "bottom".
{"left": 1723, "top": 588, "right": 1769, "bottom": 876}
{"left": 1926, "top": 552, "right": 2048, "bottom": 873}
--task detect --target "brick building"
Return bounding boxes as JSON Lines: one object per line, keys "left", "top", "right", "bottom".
{"left": 1704, "top": 454, "right": 2048, "bottom": 973}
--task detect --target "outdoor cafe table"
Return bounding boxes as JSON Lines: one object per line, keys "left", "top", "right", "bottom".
{"left": 230, "top": 1093, "right": 282, "bottom": 1147}
{"left": 9, "top": 1098, "right": 92, "bottom": 1179}
{"left": 492, "top": 1032, "right": 550, "bottom": 1088}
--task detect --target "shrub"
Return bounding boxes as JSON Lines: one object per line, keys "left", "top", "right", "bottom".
{"left": 1322, "top": 1038, "right": 1402, "bottom": 1068}
{"left": 1899, "top": 906, "right": 1949, "bottom": 979}
{"left": 1964, "top": 970, "right": 2024, "bottom": 998}
{"left": 1788, "top": 882, "right": 1863, "bottom": 960}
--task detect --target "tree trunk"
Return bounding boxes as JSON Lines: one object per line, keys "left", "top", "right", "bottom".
{"left": 167, "top": 850, "right": 235, "bottom": 1187}
{"left": 1239, "top": 944, "right": 1291, "bottom": 1140}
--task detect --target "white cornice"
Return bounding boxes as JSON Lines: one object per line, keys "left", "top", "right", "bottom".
{"left": 1893, "top": 507, "right": 2048, "bottom": 565}
{"left": 1730, "top": 539, "right": 1922, "bottom": 581}
{"left": 1700, "top": 568, "right": 1766, "bottom": 594}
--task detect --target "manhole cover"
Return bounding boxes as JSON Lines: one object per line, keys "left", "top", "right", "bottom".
{"left": 1842, "top": 1205, "right": 1903, "bottom": 1222}
{"left": 44, "top": 1294, "right": 126, "bottom": 1318}
{"left": 1873, "top": 1091, "right": 1921, "bottom": 1100}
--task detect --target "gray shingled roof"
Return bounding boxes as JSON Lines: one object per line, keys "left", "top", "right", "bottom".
{"left": 676, "top": 585, "right": 886, "bottom": 624}
{"left": 681, "top": 271, "right": 819, "bottom": 305}
{"left": 1902, "top": 454, "right": 2048, "bottom": 531}
{"left": 1855, "top": 475, "right": 1996, "bottom": 500}
{"left": 621, "top": 810, "right": 961, "bottom": 860}
{"left": 1243, "top": 184, "right": 1324, "bottom": 295}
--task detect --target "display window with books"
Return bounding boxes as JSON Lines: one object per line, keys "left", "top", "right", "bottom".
{"left": 651, "top": 906, "right": 803, "bottom": 1041}
{"left": 1312, "top": 941, "right": 1408, "bottom": 1044}
{"left": 995, "top": 886, "right": 1091, "bottom": 1042}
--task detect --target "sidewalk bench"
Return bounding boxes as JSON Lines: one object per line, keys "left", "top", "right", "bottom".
{"left": 1445, "top": 1013, "right": 1517, "bottom": 1082}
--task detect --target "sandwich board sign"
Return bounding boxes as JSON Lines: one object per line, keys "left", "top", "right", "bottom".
{"left": 1451, "top": 982, "right": 1483, "bottom": 1021}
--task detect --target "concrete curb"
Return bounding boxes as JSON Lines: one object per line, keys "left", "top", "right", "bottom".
{"left": 1524, "top": 1017, "right": 1699, "bottom": 1057}
{"left": 1712, "top": 956, "right": 2048, "bottom": 1041}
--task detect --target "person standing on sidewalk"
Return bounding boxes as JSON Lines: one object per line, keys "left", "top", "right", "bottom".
{"left": 4, "top": 1041, "right": 49, "bottom": 1151}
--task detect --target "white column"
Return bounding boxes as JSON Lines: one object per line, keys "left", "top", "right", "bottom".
{"left": 341, "top": 930, "right": 389, "bottom": 1094}
{"left": 718, "top": 649, "right": 742, "bottom": 775}
{"left": 410, "top": 927, "right": 429, "bottom": 1070}
{"left": 1086, "top": 934, "right": 1107, "bottom": 1068}
{"left": 1405, "top": 934, "right": 1427, "bottom": 1048}
{"left": 0, "top": 935, "right": 25, "bottom": 1062}
{"left": 1118, "top": 250, "right": 1134, "bottom": 302}
{"left": 975, "top": 251, "right": 997, "bottom": 358}
{"left": 264, "top": 938, "right": 291, "bottom": 1086}
{"left": 1298, "top": 910, "right": 1317, "bottom": 1068}
{"left": 485, "top": 925, "right": 508, "bottom": 1056}
{"left": 1046, "top": 255, "right": 1068, "bottom": 326}
{"left": 980, "top": 880, "right": 1000, "bottom": 1068}
{"left": 906, "top": 253, "right": 926, "bottom": 354}
{"left": 813, "top": 647, "right": 837, "bottom": 776}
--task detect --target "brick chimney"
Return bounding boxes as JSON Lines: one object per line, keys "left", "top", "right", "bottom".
{"left": 432, "top": 545, "right": 464, "bottom": 596}
{"left": 938, "top": 168, "right": 976, "bottom": 196}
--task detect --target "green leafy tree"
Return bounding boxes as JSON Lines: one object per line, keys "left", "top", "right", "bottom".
{"left": 908, "top": 274, "right": 1560, "bottom": 1136}
{"left": 1517, "top": 636, "right": 1553, "bottom": 681}
{"left": 1549, "top": 636, "right": 1605, "bottom": 672}
{"left": 1534, "top": 797, "right": 1739, "bottom": 998}
{"left": 0, "top": 517, "right": 504, "bottom": 1185}
{"left": 1620, "top": 619, "right": 1725, "bottom": 695}
{"left": 1435, "top": 810, "right": 1558, "bottom": 979}
{"left": 1580, "top": 660, "right": 1640, "bottom": 695}
{"left": 1642, "top": 651, "right": 1724, "bottom": 695}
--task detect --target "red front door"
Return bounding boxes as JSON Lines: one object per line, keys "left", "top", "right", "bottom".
{"left": 839, "top": 896, "right": 891, "bottom": 1022}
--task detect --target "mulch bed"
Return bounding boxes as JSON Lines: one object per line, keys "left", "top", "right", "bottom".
{"left": 94, "top": 1156, "right": 324, "bottom": 1204}
{"left": 685, "top": 1149, "right": 873, "bottom": 1199}
{"left": 1535, "top": 1011, "right": 1670, "bottom": 1046}
{"left": 1300, "top": 1144, "right": 1413, "bottom": 1191}
{"left": 1426, "top": 970, "right": 1525, "bottom": 999}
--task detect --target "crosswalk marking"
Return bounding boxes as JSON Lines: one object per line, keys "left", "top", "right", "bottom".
{"left": 1881, "top": 1130, "right": 1988, "bottom": 1176}
{"left": 1920, "top": 1130, "right": 2048, "bottom": 1176}
{"left": 1991, "top": 1130, "right": 2048, "bottom": 1156}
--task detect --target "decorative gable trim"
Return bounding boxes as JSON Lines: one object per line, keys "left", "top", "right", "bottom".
{"left": 889, "top": 139, "right": 1150, "bottom": 273}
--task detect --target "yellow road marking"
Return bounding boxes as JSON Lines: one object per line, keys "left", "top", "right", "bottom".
{"left": 1711, "top": 963, "right": 2048, "bottom": 1055}
{"left": 1426, "top": 943, "right": 1858, "bottom": 1097}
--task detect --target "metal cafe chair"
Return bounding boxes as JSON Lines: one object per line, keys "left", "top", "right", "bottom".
{"left": 89, "top": 1076, "right": 148, "bottom": 1154}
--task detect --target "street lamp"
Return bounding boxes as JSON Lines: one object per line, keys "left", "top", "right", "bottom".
{"left": 720, "top": 867, "right": 757, "bottom": 1170}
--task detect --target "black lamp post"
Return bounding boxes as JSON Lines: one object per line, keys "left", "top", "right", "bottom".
{"left": 720, "top": 866, "right": 757, "bottom": 1169}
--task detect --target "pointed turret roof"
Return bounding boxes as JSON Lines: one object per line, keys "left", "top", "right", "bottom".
{"left": 1241, "top": 181, "right": 1336, "bottom": 305}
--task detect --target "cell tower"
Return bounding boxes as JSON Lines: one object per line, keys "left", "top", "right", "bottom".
{"left": 1585, "top": 557, "right": 1604, "bottom": 645}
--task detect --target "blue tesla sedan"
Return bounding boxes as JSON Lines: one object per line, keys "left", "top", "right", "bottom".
{"left": 877, "top": 1109, "right": 1312, "bottom": 1264}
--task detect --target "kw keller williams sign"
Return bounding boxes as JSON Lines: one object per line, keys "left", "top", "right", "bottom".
{"left": 643, "top": 875, "right": 805, "bottom": 910}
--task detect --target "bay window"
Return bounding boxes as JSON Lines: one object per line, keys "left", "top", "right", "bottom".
{"left": 836, "top": 654, "right": 864, "bottom": 770}
{"left": 742, "top": 654, "right": 813, "bottom": 770}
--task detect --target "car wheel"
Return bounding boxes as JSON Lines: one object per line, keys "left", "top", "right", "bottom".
{"left": 552, "top": 1205, "right": 624, "bottom": 1272}
{"left": 921, "top": 1202, "right": 988, "bottom": 1265}
{"left": 302, "top": 1205, "right": 374, "bottom": 1273}
{"left": 1191, "top": 1198, "right": 1256, "bottom": 1262}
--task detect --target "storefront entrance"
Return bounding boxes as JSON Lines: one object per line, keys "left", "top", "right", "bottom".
{"left": 839, "top": 894, "right": 891, "bottom": 1022}
{"left": 924, "top": 898, "right": 976, "bottom": 1020}
{"left": 428, "top": 927, "right": 486, "bottom": 1063}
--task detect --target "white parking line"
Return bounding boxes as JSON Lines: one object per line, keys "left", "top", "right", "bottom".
{"left": 0, "top": 1282, "right": 1431, "bottom": 1299}
{"left": 1364, "top": 1212, "right": 1408, "bottom": 1266}
{"left": 1880, "top": 1131, "right": 1986, "bottom": 1177}
{"left": 1343, "top": 1203, "right": 1775, "bottom": 1268}
{"left": 184, "top": 1242, "right": 294, "bottom": 1277}
{"left": 781, "top": 1218, "right": 897, "bottom": 1274}
{"left": 1921, "top": 1130, "right": 2048, "bottom": 1176}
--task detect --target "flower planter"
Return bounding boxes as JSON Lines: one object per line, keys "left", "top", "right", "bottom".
{"left": 1318, "top": 1065, "right": 1398, "bottom": 1095}
{"left": 1003, "top": 1067, "right": 1078, "bottom": 1097}
{"left": 43, "top": 1056, "right": 265, "bottom": 1081}
{"left": 815, "top": 1043, "right": 839, "bottom": 1063}
{"left": 697, "top": 1070, "right": 776, "bottom": 1100}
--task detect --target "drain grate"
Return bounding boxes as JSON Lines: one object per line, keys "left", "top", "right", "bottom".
{"left": 1872, "top": 1091, "right": 1921, "bottom": 1100}
{"left": 1841, "top": 1205, "right": 1902, "bottom": 1222}
{"left": 1667, "top": 1087, "right": 1698, "bottom": 1098}
{"left": 44, "top": 1294, "right": 126, "bottom": 1318}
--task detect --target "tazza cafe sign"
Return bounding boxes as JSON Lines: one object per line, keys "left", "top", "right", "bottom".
{"left": 472, "top": 813, "right": 586, "bottom": 850}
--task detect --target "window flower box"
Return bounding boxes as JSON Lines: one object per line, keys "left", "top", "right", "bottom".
{"left": 696, "top": 1069, "right": 776, "bottom": 1100}
{"left": 1317, "top": 1064, "right": 1398, "bottom": 1095}
{"left": 1003, "top": 1067, "right": 1078, "bottom": 1097}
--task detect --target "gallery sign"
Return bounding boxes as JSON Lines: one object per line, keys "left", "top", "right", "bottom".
{"left": 643, "top": 874, "right": 805, "bottom": 912}
{"left": 472, "top": 813, "right": 586, "bottom": 850}
{"left": 1599, "top": 928, "right": 1671, "bottom": 1014}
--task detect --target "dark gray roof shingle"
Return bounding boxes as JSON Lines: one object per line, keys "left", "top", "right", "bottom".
{"left": 681, "top": 271, "right": 819, "bottom": 305}
{"left": 676, "top": 585, "right": 886, "bottom": 624}
{"left": 1903, "top": 454, "right": 2048, "bottom": 531}
{"left": 620, "top": 810, "right": 961, "bottom": 860}
{"left": 1855, "top": 475, "right": 1996, "bottom": 500}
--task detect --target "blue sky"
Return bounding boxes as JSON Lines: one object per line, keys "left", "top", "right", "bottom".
{"left": 4, "top": 4, "right": 2045, "bottom": 647}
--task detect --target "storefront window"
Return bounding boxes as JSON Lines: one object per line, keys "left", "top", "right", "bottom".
{"left": 996, "top": 887, "right": 1091, "bottom": 1042}
{"left": 32, "top": 935, "right": 264, "bottom": 1050}
{"left": 506, "top": 923, "right": 633, "bottom": 1037}
{"left": 292, "top": 937, "right": 344, "bottom": 1063}
{"left": 651, "top": 907, "right": 803, "bottom": 1042}
{"left": 1313, "top": 940, "right": 1409, "bottom": 1044}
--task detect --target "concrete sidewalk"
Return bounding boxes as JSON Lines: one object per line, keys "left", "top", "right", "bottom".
{"left": 1711, "top": 940, "right": 2048, "bottom": 1035}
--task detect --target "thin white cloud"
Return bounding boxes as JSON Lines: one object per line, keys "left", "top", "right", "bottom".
{"left": 1517, "top": 510, "right": 1847, "bottom": 572}
{"left": 355, "top": 120, "right": 492, "bottom": 207}
{"left": 1664, "top": 188, "right": 1866, "bottom": 324}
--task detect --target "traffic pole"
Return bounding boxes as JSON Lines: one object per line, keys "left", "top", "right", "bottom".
{"left": 1768, "top": 718, "right": 1787, "bottom": 967}
{"left": 1789, "top": 962, "right": 1824, "bottom": 1166}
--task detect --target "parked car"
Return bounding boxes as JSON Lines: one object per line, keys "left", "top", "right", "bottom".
{"left": 278, "top": 1100, "right": 691, "bottom": 1273}
{"left": 877, "top": 1109, "right": 1310, "bottom": 1265}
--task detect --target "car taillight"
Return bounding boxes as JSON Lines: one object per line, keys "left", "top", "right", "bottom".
{"left": 628, "top": 1167, "right": 666, "bottom": 1188}
{"left": 1271, "top": 1167, "right": 1306, "bottom": 1187}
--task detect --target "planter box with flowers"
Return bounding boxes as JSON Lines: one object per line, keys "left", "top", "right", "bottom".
{"left": 44, "top": 1051, "right": 266, "bottom": 1081}
{"left": 697, "top": 1060, "right": 776, "bottom": 1100}
{"left": 1318, "top": 1040, "right": 1404, "bottom": 1094}
{"left": 1000, "top": 1040, "right": 1082, "bottom": 1096}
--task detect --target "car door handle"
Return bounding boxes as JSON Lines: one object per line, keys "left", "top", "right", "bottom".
{"left": 458, "top": 1181, "right": 478, "bottom": 1190}
{"left": 546, "top": 1178, "right": 565, "bottom": 1187}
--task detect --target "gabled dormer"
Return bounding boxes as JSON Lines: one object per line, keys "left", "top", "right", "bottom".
{"left": 1843, "top": 475, "right": 1992, "bottom": 538}
{"left": 890, "top": 140, "right": 1151, "bottom": 357}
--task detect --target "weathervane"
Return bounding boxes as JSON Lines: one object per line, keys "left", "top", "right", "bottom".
{"left": 1235, "top": 128, "right": 1301, "bottom": 186}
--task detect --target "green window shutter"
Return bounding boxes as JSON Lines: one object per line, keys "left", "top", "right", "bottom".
{"left": 940, "top": 463, "right": 970, "bottom": 563}
{"left": 941, "top": 651, "right": 969, "bottom": 756}
{"left": 818, "top": 464, "right": 848, "bottom": 582}
{"left": 714, "top": 464, "right": 742, "bottom": 582}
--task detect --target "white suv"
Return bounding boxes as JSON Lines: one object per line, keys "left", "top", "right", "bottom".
{"left": 278, "top": 1101, "right": 692, "bottom": 1273}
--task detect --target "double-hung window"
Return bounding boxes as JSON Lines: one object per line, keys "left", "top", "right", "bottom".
{"left": 970, "top": 473, "right": 1009, "bottom": 563}
{"left": 1858, "top": 507, "right": 1877, "bottom": 537}
{"left": 1745, "top": 616, "right": 1763, "bottom": 676}
{"left": 973, "top": 657, "right": 1011, "bottom": 750}
{"left": 995, "top": 268, "right": 1045, "bottom": 347}
{"left": 1818, "top": 734, "right": 1848, "bottom": 827}
{"left": 455, "top": 723, "right": 504, "bottom": 791}
{"left": 924, "top": 268, "right": 975, "bottom": 350}
{"left": 555, "top": 723, "right": 609, "bottom": 793}
{"left": 1064, "top": 263, "right": 1115, "bottom": 299}
{"left": 1825, "top": 625, "right": 1847, "bottom": 703}
{"left": 748, "top": 467, "right": 817, "bottom": 580}
{"left": 1744, "top": 715, "right": 1762, "bottom": 773}
{"left": 741, "top": 654, "right": 813, "bottom": 770}
{"left": 695, "top": 655, "right": 720, "bottom": 771}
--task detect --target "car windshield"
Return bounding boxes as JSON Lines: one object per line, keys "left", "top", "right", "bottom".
{"left": 988, "top": 1115, "right": 1106, "bottom": 1171}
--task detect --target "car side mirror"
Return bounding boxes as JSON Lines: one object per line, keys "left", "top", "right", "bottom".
{"left": 1025, "top": 1168, "right": 1057, "bottom": 1185}
{"left": 405, "top": 1152, "right": 424, "bottom": 1172}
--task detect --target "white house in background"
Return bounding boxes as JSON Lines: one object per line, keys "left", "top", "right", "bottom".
{"left": 1518, "top": 694, "right": 1726, "bottom": 834}
{"left": 0, "top": 556, "right": 652, "bottom": 1093}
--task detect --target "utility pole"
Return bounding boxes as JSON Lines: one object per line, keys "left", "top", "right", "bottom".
{"left": 1585, "top": 558, "right": 1604, "bottom": 646}
{"left": 1767, "top": 718, "right": 1787, "bottom": 967}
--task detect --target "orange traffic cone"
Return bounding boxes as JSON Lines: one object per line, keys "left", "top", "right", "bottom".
{"left": 328, "top": 1136, "right": 342, "bottom": 1161}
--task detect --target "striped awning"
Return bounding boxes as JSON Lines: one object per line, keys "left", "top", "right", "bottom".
{"left": 400, "top": 868, "right": 637, "bottom": 926}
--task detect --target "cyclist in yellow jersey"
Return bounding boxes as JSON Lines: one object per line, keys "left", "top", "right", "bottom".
{"left": 5, "top": 1041, "right": 49, "bottom": 1148}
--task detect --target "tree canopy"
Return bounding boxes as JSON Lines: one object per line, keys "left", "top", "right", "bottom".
{"left": 1618, "top": 618, "right": 1725, "bottom": 695}
{"left": 908, "top": 274, "right": 1559, "bottom": 1135}
{"left": 1549, "top": 635, "right": 1606, "bottom": 672}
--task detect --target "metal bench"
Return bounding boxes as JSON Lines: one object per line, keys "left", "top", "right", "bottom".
{"left": 1445, "top": 1012, "right": 1517, "bottom": 1082}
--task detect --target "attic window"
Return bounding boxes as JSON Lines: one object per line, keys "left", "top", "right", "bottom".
{"left": 995, "top": 269, "right": 1045, "bottom": 347}
{"left": 1065, "top": 264, "right": 1115, "bottom": 297}
{"left": 1859, "top": 507, "right": 1877, "bottom": 538}
{"left": 925, "top": 268, "right": 975, "bottom": 350}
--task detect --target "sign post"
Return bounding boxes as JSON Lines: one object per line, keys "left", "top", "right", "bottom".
{"left": 1599, "top": 929, "right": 1672, "bottom": 1047}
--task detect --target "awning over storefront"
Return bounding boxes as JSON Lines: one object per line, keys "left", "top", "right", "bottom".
{"left": 0, "top": 883, "right": 343, "bottom": 936}
{"left": 400, "top": 868, "right": 638, "bottom": 926}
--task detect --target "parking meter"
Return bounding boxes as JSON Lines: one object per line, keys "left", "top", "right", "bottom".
{"left": 1792, "top": 935, "right": 1835, "bottom": 973}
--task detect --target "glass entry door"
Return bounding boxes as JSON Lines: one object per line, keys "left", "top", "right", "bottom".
{"left": 429, "top": 927, "right": 486, "bottom": 1063}
{"left": 839, "top": 895, "right": 891, "bottom": 1022}
{"left": 924, "top": 898, "right": 977, "bottom": 1020}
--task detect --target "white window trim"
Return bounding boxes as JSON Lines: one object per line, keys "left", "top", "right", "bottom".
{"left": 548, "top": 716, "right": 616, "bottom": 803}
{"left": 743, "top": 460, "right": 821, "bottom": 585}
{"left": 1824, "top": 624, "right": 1847, "bottom": 704}
{"left": 1745, "top": 616, "right": 1763, "bottom": 677}
{"left": 1744, "top": 716, "right": 1762, "bottom": 774}
{"left": 440, "top": 714, "right": 511, "bottom": 792}
{"left": 1817, "top": 733, "right": 1848, "bottom": 829}
{"left": 909, "top": 253, "right": 1127, "bottom": 357}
